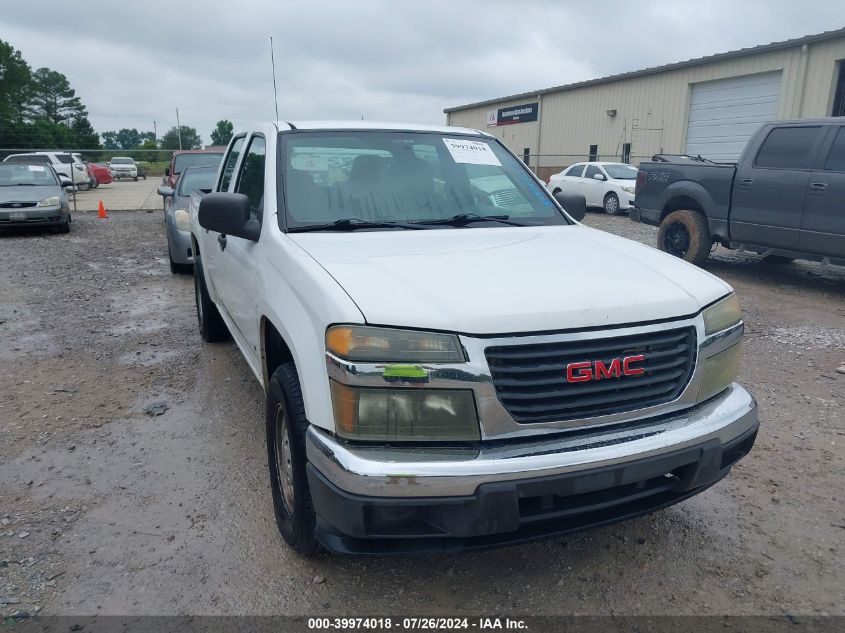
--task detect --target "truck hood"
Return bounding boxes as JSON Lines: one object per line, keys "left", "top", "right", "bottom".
{"left": 290, "top": 225, "right": 732, "bottom": 334}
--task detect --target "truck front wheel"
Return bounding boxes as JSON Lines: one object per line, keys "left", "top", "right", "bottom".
{"left": 193, "top": 254, "right": 230, "bottom": 342}
{"left": 266, "top": 363, "right": 318, "bottom": 556}
{"left": 658, "top": 210, "right": 712, "bottom": 266}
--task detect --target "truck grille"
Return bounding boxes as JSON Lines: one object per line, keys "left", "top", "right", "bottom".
{"left": 485, "top": 327, "right": 697, "bottom": 424}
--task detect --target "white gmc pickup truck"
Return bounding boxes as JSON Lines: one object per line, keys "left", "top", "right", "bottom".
{"left": 190, "top": 121, "right": 758, "bottom": 556}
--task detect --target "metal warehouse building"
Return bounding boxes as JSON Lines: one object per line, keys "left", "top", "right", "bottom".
{"left": 445, "top": 28, "right": 845, "bottom": 180}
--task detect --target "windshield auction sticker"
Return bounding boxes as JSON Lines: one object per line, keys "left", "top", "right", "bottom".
{"left": 442, "top": 138, "right": 501, "bottom": 166}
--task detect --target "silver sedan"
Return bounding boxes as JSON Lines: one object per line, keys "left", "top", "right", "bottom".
{"left": 157, "top": 165, "right": 216, "bottom": 274}
{"left": 0, "top": 164, "right": 72, "bottom": 233}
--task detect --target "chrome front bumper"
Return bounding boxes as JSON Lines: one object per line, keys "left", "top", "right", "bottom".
{"left": 306, "top": 382, "right": 758, "bottom": 498}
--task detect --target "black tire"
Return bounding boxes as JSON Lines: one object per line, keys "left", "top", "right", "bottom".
{"left": 91, "top": 176, "right": 99, "bottom": 189}
{"left": 657, "top": 209, "right": 712, "bottom": 266}
{"left": 266, "top": 363, "right": 318, "bottom": 556}
{"left": 603, "top": 192, "right": 621, "bottom": 215}
{"left": 133, "top": 176, "right": 138, "bottom": 182}
{"left": 57, "top": 219, "right": 70, "bottom": 234}
{"left": 193, "top": 253, "right": 229, "bottom": 342}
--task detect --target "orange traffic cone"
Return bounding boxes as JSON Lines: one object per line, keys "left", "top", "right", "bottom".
{"left": 98, "top": 200, "right": 108, "bottom": 219}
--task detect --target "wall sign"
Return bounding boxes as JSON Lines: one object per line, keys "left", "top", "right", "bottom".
{"left": 488, "top": 102, "right": 539, "bottom": 126}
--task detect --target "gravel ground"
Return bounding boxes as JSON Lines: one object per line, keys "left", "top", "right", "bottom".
{"left": 0, "top": 210, "right": 843, "bottom": 618}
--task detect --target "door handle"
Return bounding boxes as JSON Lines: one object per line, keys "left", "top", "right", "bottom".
{"left": 217, "top": 233, "right": 227, "bottom": 251}
{"left": 739, "top": 178, "right": 754, "bottom": 188}
{"left": 809, "top": 182, "right": 828, "bottom": 191}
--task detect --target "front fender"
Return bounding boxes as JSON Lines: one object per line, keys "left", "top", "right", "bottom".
{"left": 255, "top": 234, "right": 365, "bottom": 433}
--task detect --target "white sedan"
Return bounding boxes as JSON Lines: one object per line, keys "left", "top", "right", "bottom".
{"left": 546, "top": 162, "right": 638, "bottom": 215}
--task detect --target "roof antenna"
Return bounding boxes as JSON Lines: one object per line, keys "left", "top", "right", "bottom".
{"left": 270, "top": 36, "right": 280, "bottom": 122}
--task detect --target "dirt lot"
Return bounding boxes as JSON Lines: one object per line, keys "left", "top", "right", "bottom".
{"left": 0, "top": 210, "right": 843, "bottom": 618}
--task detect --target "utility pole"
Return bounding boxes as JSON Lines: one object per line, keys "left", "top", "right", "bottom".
{"left": 153, "top": 120, "right": 157, "bottom": 142}
{"left": 176, "top": 108, "right": 183, "bottom": 150}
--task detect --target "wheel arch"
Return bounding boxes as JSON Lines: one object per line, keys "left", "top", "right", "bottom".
{"left": 261, "top": 316, "right": 295, "bottom": 388}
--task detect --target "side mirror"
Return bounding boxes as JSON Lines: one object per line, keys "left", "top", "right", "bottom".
{"left": 165, "top": 168, "right": 171, "bottom": 177}
{"left": 593, "top": 173, "right": 606, "bottom": 181}
{"left": 554, "top": 191, "right": 587, "bottom": 222}
{"left": 157, "top": 186, "right": 174, "bottom": 197}
{"left": 59, "top": 177, "right": 74, "bottom": 188}
{"left": 198, "top": 192, "right": 260, "bottom": 241}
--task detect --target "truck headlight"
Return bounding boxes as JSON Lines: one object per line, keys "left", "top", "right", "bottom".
{"left": 326, "top": 326, "right": 465, "bottom": 363}
{"left": 703, "top": 294, "right": 741, "bottom": 335}
{"left": 38, "top": 196, "right": 60, "bottom": 207}
{"left": 173, "top": 209, "right": 191, "bottom": 231}
{"left": 330, "top": 381, "right": 480, "bottom": 442}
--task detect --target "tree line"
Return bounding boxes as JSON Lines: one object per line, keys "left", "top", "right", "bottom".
{"left": 0, "top": 38, "right": 234, "bottom": 157}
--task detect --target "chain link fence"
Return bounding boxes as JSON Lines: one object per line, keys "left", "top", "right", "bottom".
{"left": 0, "top": 148, "right": 174, "bottom": 178}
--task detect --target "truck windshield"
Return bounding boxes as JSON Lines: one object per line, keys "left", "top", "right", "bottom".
{"left": 279, "top": 131, "right": 567, "bottom": 231}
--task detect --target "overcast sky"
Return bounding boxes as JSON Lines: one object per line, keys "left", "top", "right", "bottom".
{"left": 2, "top": 0, "right": 844, "bottom": 144}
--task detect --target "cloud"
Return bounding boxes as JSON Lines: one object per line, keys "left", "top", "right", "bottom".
{"left": 1, "top": 0, "right": 843, "bottom": 143}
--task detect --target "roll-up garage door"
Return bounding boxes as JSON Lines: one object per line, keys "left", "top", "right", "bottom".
{"left": 685, "top": 71, "right": 782, "bottom": 161}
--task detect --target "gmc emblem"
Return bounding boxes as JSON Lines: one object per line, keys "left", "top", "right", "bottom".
{"left": 566, "top": 354, "right": 646, "bottom": 383}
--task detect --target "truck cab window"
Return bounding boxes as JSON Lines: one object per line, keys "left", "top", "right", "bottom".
{"left": 754, "top": 126, "right": 823, "bottom": 169}
{"left": 219, "top": 136, "right": 246, "bottom": 192}
{"left": 824, "top": 127, "right": 845, "bottom": 171}
{"left": 235, "top": 136, "right": 266, "bottom": 220}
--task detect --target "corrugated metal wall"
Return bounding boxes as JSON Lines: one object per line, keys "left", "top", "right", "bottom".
{"left": 446, "top": 36, "right": 845, "bottom": 176}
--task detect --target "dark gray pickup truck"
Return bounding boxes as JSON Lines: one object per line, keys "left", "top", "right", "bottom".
{"left": 631, "top": 118, "right": 845, "bottom": 266}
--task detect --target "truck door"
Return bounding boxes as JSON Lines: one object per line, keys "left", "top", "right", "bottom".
{"left": 730, "top": 125, "right": 826, "bottom": 250}
{"left": 213, "top": 134, "right": 265, "bottom": 365}
{"left": 200, "top": 135, "right": 246, "bottom": 302}
{"left": 800, "top": 125, "right": 845, "bottom": 258}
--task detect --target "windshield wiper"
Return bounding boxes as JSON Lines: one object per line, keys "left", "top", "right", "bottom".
{"left": 288, "top": 218, "right": 428, "bottom": 233}
{"left": 414, "top": 213, "right": 528, "bottom": 227}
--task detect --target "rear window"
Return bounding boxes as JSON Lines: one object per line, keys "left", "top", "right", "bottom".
{"left": 173, "top": 153, "right": 223, "bottom": 174}
{"left": 55, "top": 154, "right": 74, "bottom": 164}
{"left": 564, "top": 164, "right": 584, "bottom": 177}
{"left": 4, "top": 155, "right": 51, "bottom": 166}
{"left": 755, "top": 126, "right": 823, "bottom": 169}
{"left": 110, "top": 157, "right": 135, "bottom": 165}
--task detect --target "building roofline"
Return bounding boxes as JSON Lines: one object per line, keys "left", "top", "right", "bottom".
{"left": 444, "top": 27, "right": 845, "bottom": 113}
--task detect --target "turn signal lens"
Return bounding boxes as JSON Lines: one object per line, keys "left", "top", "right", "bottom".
{"left": 330, "top": 381, "right": 479, "bottom": 442}
{"left": 697, "top": 342, "right": 742, "bottom": 402}
{"left": 326, "top": 326, "right": 464, "bottom": 363}
{"left": 703, "top": 294, "right": 741, "bottom": 335}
